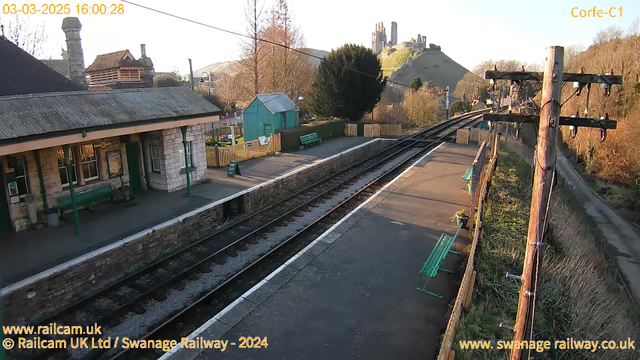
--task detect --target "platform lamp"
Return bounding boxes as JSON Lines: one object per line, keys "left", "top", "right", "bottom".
{"left": 200, "top": 72, "right": 211, "bottom": 96}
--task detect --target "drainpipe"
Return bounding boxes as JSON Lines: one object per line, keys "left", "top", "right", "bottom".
{"left": 180, "top": 126, "right": 191, "bottom": 195}
{"left": 64, "top": 145, "right": 81, "bottom": 235}
{"left": 140, "top": 135, "right": 151, "bottom": 190}
{"left": 35, "top": 150, "right": 48, "bottom": 211}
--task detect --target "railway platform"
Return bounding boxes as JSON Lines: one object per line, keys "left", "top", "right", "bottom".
{"left": 0, "top": 137, "right": 372, "bottom": 287}
{"left": 185, "top": 143, "right": 478, "bottom": 360}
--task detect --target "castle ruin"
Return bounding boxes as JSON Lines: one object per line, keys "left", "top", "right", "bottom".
{"left": 372, "top": 21, "right": 430, "bottom": 55}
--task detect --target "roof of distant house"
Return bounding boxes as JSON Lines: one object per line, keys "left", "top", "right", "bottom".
{"left": 86, "top": 50, "right": 144, "bottom": 72}
{"left": 41, "top": 59, "right": 70, "bottom": 78}
{"left": 253, "top": 92, "right": 297, "bottom": 114}
{"left": 0, "top": 87, "right": 221, "bottom": 144}
{"left": 0, "top": 37, "right": 83, "bottom": 97}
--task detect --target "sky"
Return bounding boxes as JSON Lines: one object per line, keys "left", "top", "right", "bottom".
{"left": 3, "top": 0, "right": 639, "bottom": 75}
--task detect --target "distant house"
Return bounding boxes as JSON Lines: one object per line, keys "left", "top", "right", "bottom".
{"left": 243, "top": 93, "right": 299, "bottom": 142}
{"left": 86, "top": 47, "right": 154, "bottom": 89}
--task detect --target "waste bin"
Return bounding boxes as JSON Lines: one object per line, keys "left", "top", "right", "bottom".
{"left": 46, "top": 208, "right": 59, "bottom": 228}
{"left": 25, "top": 194, "right": 37, "bottom": 225}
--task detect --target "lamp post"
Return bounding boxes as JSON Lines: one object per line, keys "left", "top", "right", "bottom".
{"left": 200, "top": 72, "right": 211, "bottom": 96}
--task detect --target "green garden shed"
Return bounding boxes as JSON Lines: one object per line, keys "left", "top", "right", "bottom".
{"left": 243, "top": 92, "right": 299, "bottom": 141}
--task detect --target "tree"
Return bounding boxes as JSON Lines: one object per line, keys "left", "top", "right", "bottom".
{"left": 259, "top": 0, "right": 315, "bottom": 100}
{"left": 0, "top": 15, "right": 48, "bottom": 58}
{"left": 311, "top": 44, "right": 386, "bottom": 121}
{"left": 450, "top": 100, "right": 471, "bottom": 115}
{"left": 453, "top": 72, "right": 488, "bottom": 101}
{"left": 154, "top": 69, "right": 184, "bottom": 87}
{"left": 410, "top": 77, "right": 423, "bottom": 92}
{"left": 593, "top": 25, "right": 623, "bottom": 45}
{"left": 402, "top": 84, "right": 442, "bottom": 127}
{"left": 237, "top": 0, "right": 266, "bottom": 98}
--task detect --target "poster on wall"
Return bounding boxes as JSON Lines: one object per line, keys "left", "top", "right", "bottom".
{"left": 106, "top": 150, "right": 123, "bottom": 178}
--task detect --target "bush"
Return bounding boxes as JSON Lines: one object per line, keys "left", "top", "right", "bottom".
{"left": 450, "top": 100, "right": 472, "bottom": 114}
{"left": 278, "top": 119, "right": 345, "bottom": 151}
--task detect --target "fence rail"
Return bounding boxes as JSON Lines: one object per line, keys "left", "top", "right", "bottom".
{"left": 206, "top": 133, "right": 281, "bottom": 168}
{"left": 437, "top": 133, "right": 499, "bottom": 360}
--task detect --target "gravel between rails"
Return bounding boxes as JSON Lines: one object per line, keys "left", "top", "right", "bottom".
{"left": 67, "top": 148, "right": 421, "bottom": 360}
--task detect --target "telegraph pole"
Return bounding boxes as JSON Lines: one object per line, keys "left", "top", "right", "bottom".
{"left": 511, "top": 46, "right": 563, "bottom": 360}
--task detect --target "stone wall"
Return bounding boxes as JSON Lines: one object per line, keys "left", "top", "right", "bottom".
{"left": 142, "top": 125, "right": 207, "bottom": 192}
{"left": 1, "top": 139, "right": 392, "bottom": 325}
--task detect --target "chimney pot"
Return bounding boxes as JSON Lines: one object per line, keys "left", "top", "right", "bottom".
{"left": 140, "top": 44, "right": 146, "bottom": 57}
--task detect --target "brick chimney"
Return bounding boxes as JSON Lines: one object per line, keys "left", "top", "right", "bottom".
{"left": 61, "top": 17, "right": 86, "bottom": 88}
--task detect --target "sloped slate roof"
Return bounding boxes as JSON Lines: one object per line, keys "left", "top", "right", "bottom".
{"left": 0, "top": 38, "right": 82, "bottom": 96}
{"left": 0, "top": 87, "right": 221, "bottom": 143}
{"left": 255, "top": 92, "right": 297, "bottom": 114}
{"left": 86, "top": 50, "right": 143, "bottom": 72}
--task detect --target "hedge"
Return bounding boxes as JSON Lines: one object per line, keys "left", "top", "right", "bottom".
{"left": 278, "top": 119, "right": 346, "bottom": 151}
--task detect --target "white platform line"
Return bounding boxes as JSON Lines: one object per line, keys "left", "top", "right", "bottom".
{"left": 159, "top": 142, "right": 445, "bottom": 360}
{"left": 1, "top": 139, "right": 391, "bottom": 297}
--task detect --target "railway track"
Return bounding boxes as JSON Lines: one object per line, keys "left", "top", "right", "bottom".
{"left": 7, "top": 111, "right": 484, "bottom": 360}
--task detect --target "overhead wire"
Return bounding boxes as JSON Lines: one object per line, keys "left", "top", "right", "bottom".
{"left": 119, "top": 0, "right": 435, "bottom": 93}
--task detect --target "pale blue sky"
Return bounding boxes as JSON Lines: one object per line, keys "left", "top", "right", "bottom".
{"left": 6, "top": 0, "right": 639, "bottom": 74}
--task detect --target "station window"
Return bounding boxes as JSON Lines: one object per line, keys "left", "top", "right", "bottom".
{"left": 58, "top": 148, "right": 78, "bottom": 187}
{"left": 179, "top": 142, "right": 193, "bottom": 169}
{"left": 80, "top": 144, "right": 99, "bottom": 181}
{"left": 150, "top": 145, "right": 161, "bottom": 172}
{"left": 14, "top": 156, "right": 29, "bottom": 197}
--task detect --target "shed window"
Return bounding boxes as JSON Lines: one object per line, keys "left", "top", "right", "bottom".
{"left": 80, "top": 145, "right": 99, "bottom": 181}
{"left": 150, "top": 145, "right": 161, "bottom": 172}
{"left": 179, "top": 142, "right": 193, "bottom": 169}
{"left": 58, "top": 148, "right": 78, "bottom": 187}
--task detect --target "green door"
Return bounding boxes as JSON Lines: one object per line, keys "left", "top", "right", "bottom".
{"left": 0, "top": 172, "right": 12, "bottom": 232}
{"left": 126, "top": 143, "right": 143, "bottom": 193}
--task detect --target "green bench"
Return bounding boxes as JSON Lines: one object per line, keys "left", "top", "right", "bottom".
{"left": 57, "top": 184, "right": 115, "bottom": 213}
{"left": 417, "top": 225, "right": 463, "bottom": 298}
{"left": 300, "top": 133, "right": 322, "bottom": 148}
{"left": 461, "top": 167, "right": 472, "bottom": 194}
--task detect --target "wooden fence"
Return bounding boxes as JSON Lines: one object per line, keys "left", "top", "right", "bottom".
{"left": 437, "top": 133, "right": 499, "bottom": 360}
{"left": 206, "top": 133, "right": 281, "bottom": 168}
{"left": 470, "top": 128, "right": 490, "bottom": 144}
{"left": 456, "top": 129, "right": 470, "bottom": 144}
{"left": 345, "top": 123, "right": 358, "bottom": 137}
{"left": 364, "top": 124, "right": 402, "bottom": 137}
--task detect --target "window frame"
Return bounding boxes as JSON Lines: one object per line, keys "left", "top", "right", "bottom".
{"left": 149, "top": 145, "right": 162, "bottom": 173}
{"left": 79, "top": 144, "right": 99, "bottom": 182}
{"left": 14, "top": 156, "right": 30, "bottom": 198}
{"left": 179, "top": 141, "right": 193, "bottom": 169}
{"left": 58, "top": 148, "right": 78, "bottom": 188}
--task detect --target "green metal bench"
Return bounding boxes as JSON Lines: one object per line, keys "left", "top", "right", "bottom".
{"left": 299, "top": 132, "right": 322, "bottom": 148}
{"left": 417, "top": 225, "right": 463, "bottom": 298}
{"left": 461, "top": 167, "right": 472, "bottom": 194}
{"left": 57, "top": 184, "right": 115, "bottom": 212}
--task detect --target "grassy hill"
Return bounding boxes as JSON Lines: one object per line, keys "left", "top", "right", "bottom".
{"left": 384, "top": 49, "right": 471, "bottom": 94}
{"left": 380, "top": 49, "right": 417, "bottom": 77}
{"left": 195, "top": 48, "right": 329, "bottom": 79}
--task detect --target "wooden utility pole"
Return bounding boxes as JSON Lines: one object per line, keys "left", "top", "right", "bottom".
{"left": 510, "top": 46, "right": 563, "bottom": 360}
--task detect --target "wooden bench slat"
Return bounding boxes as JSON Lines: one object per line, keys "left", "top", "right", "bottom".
{"left": 57, "top": 184, "right": 114, "bottom": 210}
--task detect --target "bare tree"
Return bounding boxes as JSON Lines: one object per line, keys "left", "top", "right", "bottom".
{"left": 593, "top": 25, "right": 623, "bottom": 45}
{"left": 237, "top": 0, "right": 266, "bottom": 98}
{"left": 0, "top": 15, "right": 48, "bottom": 58}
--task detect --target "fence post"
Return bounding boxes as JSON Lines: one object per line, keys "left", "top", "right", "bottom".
{"left": 214, "top": 145, "right": 220, "bottom": 168}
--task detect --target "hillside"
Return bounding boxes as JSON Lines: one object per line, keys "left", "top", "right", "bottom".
{"left": 194, "top": 48, "right": 329, "bottom": 79}
{"left": 386, "top": 49, "right": 471, "bottom": 93}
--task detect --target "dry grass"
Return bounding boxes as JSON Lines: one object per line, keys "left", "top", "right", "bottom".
{"left": 454, "top": 150, "right": 640, "bottom": 360}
